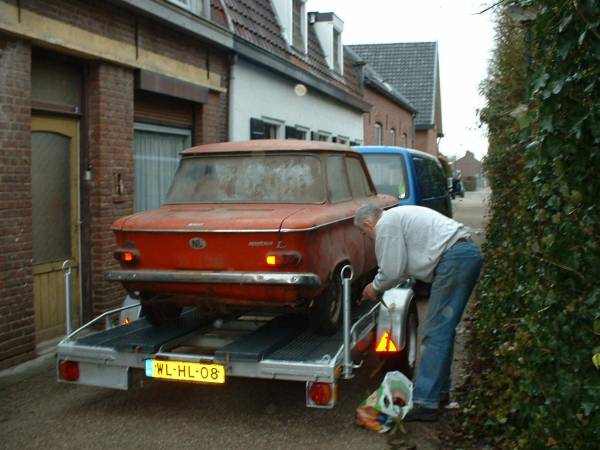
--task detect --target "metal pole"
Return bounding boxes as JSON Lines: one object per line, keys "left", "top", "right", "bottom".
{"left": 62, "top": 260, "right": 72, "bottom": 335}
{"left": 341, "top": 264, "right": 354, "bottom": 379}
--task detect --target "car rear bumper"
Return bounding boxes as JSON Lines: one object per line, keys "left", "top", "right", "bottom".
{"left": 105, "top": 270, "right": 321, "bottom": 287}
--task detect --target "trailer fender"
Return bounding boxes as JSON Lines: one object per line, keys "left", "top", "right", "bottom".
{"left": 375, "top": 288, "right": 415, "bottom": 351}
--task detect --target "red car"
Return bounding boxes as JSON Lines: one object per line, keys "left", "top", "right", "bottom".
{"left": 106, "top": 140, "right": 397, "bottom": 334}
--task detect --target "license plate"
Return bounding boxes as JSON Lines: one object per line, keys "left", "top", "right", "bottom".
{"left": 145, "top": 359, "right": 225, "bottom": 384}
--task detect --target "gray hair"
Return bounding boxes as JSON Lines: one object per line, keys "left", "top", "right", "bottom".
{"left": 354, "top": 203, "right": 383, "bottom": 227}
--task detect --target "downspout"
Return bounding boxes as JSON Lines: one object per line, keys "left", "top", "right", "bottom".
{"left": 228, "top": 54, "right": 237, "bottom": 141}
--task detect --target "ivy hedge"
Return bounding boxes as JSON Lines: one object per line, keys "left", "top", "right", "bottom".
{"left": 461, "top": 1, "right": 599, "bottom": 448}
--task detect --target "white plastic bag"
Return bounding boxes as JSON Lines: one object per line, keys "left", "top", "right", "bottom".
{"left": 355, "top": 371, "right": 414, "bottom": 433}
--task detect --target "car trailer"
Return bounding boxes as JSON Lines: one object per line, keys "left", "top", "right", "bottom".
{"left": 56, "top": 266, "right": 418, "bottom": 408}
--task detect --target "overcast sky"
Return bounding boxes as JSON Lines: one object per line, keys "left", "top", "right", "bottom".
{"left": 307, "top": 0, "right": 497, "bottom": 160}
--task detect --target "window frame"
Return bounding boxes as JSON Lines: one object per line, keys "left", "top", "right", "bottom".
{"left": 326, "top": 154, "right": 353, "bottom": 203}
{"left": 374, "top": 123, "right": 383, "bottom": 145}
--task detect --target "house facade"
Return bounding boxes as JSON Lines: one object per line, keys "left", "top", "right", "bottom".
{"left": 453, "top": 150, "right": 486, "bottom": 190}
{"left": 346, "top": 54, "right": 416, "bottom": 147}
{"left": 0, "top": 0, "right": 234, "bottom": 368}
{"left": 349, "top": 42, "right": 444, "bottom": 156}
{"left": 225, "top": 2, "right": 368, "bottom": 144}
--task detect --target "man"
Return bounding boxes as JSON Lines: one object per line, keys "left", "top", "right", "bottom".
{"left": 355, "top": 204, "right": 482, "bottom": 422}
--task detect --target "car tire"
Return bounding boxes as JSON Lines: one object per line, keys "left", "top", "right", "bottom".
{"left": 141, "top": 296, "right": 183, "bottom": 326}
{"left": 381, "top": 301, "right": 418, "bottom": 379}
{"left": 309, "top": 271, "right": 343, "bottom": 336}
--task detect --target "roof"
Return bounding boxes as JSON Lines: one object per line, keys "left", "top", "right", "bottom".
{"left": 345, "top": 47, "right": 415, "bottom": 113}
{"left": 348, "top": 42, "right": 439, "bottom": 129}
{"left": 354, "top": 145, "right": 438, "bottom": 160}
{"left": 219, "top": 0, "right": 364, "bottom": 104}
{"left": 183, "top": 139, "right": 355, "bottom": 154}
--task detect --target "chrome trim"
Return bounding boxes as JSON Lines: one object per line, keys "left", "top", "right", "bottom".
{"left": 105, "top": 270, "right": 321, "bottom": 286}
{"left": 111, "top": 216, "right": 355, "bottom": 234}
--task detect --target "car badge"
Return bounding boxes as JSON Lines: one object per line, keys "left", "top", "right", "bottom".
{"left": 189, "top": 238, "right": 206, "bottom": 250}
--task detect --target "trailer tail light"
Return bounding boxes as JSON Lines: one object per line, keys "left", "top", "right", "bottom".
{"left": 306, "top": 382, "right": 337, "bottom": 408}
{"left": 265, "top": 252, "right": 301, "bottom": 267}
{"left": 59, "top": 360, "right": 80, "bottom": 381}
{"left": 375, "top": 331, "right": 399, "bottom": 353}
{"left": 114, "top": 249, "right": 140, "bottom": 264}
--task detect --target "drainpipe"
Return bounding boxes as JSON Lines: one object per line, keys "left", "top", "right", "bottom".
{"left": 227, "top": 53, "right": 237, "bottom": 141}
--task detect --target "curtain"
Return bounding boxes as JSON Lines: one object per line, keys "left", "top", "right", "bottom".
{"left": 134, "top": 128, "right": 190, "bottom": 212}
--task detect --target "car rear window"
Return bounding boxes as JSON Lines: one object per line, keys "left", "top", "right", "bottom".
{"left": 363, "top": 154, "right": 409, "bottom": 199}
{"left": 165, "top": 154, "right": 325, "bottom": 204}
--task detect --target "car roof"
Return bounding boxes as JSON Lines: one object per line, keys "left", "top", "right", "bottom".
{"left": 354, "top": 145, "right": 437, "bottom": 160}
{"left": 182, "top": 139, "right": 357, "bottom": 155}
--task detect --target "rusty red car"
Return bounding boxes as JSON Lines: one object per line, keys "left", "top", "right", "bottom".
{"left": 106, "top": 140, "right": 397, "bottom": 334}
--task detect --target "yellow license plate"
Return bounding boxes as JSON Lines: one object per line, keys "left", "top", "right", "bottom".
{"left": 145, "top": 359, "right": 225, "bottom": 384}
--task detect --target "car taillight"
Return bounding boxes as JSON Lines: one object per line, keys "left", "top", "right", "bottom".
{"left": 375, "top": 331, "right": 399, "bottom": 353}
{"left": 265, "top": 252, "right": 302, "bottom": 267}
{"left": 114, "top": 248, "right": 140, "bottom": 264}
{"left": 59, "top": 360, "right": 80, "bottom": 381}
{"left": 308, "top": 382, "right": 336, "bottom": 406}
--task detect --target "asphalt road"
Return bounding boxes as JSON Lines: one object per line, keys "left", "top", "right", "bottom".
{"left": 0, "top": 191, "right": 489, "bottom": 450}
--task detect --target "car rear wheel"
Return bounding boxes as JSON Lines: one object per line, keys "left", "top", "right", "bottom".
{"left": 381, "top": 301, "right": 418, "bottom": 379}
{"left": 141, "top": 296, "right": 183, "bottom": 326}
{"left": 309, "top": 271, "right": 343, "bottom": 336}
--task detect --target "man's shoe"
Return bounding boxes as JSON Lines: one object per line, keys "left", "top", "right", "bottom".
{"left": 403, "top": 405, "right": 439, "bottom": 422}
{"left": 439, "top": 392, "right": 450, "bottom": 408}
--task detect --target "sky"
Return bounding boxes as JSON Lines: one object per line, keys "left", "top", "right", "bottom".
{"left": 307, "top": 0, "right": 497, "bottom": 160}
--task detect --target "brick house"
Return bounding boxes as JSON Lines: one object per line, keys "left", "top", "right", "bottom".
{"left": 348, "top": 42, "right": 444, "bottom": 156}
{"left": 225, "top": 2, "right": 369, "bottom": 144}
{"left": 453, "top": 150, "right": 486, "bottom": 190}
{"left": 0, "top": 0, "right": 235, "bottom": 368}
{"left": 346, "top": 48, "right": 416, "bottom": 147}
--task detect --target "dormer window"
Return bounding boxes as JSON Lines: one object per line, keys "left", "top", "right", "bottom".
{"left": 292, "top": 0, "right": 307, "bottom": 52}
{"left": 166, "top": 0, "right": 209, "bottom": 18}
{"left": 310, "top": 12, "right": 344, "bottom": 75}
{"left": 273, "top": 0, "right": 307, "bottom": 53}
{"left": 333, "top": 29, "right": 341, "bottom": 73}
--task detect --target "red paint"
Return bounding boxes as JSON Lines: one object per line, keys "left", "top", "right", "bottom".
{"left": 110, "top": 141, "right": 397, "bottom": 310}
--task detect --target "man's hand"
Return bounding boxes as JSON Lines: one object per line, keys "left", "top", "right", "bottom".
{"left": 360, "top": 283, "right": 378, "bottom": 303}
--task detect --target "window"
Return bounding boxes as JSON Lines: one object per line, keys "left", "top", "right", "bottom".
{"left": 363, "top": 154, "right": 409, "bottom": 199}
{"left": 428, "top": 159, "right": 448, "bottom": 197}
{"left": 390, "top": 128, "right": 396, "bottom": 146}
{"left": 250, "top": 118, "right": 281, "bottom": 139}
{"left": 285, "top": 126, "right": 308, "bottom": 140}
{"left": 402, "top": 132, "right": 408, "bottom": 147}
{"left": 165, "top": 154, "right": 325, "bottom": 203}
{"left": 326, "top": 156, "right": 352, "bottom": 202}
{"left": 134, "top": 123, "right": 191, "bottom": 212}
{"left": 346, "top": 157, "right": 373, "bottom": 198}
{"left": 412, "top": 156, "right": 433, "bottom": 199}
{"left": 166, "top": 0, "right": 207, "bottom": 17}
{"left": 292, "top": 0, "right": 306, "bottom": 51}
{"left": 374, "top": 123, "right": 382, "bottom": 145}
{"left": 312, "top": 131, "right": 331, "bottom": 141}
{"left": 333, "top": 29, "right": 341, "bottom": 73}
{"left": 264, "top": 123, "right": 279, "bottom": 139}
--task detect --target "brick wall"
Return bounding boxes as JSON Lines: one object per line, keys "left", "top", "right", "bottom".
{"left": 87, "top": 62, "right": 134, "bottom": 314}
{"left": 0, "top": 35, "right": 35, "bottom": 369}
{"left": 363, "top": 88, "right": 414, "bottom": 147}
{"left": 415, "top": 129, "right": 439, "bottom": 156}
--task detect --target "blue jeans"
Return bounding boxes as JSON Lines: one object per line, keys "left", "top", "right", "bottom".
{"left": 412, "top": 240, "right": 482, "bottom": 408}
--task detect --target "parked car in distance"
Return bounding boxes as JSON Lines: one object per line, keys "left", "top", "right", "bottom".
{"left": 354, "top": 146, "right": 453, "bottom": 218}
{"left": 106, "top": 140, "right": 398, "bottom": 335}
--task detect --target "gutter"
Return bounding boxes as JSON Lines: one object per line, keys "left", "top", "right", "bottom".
{"left": 107, "top": 0, "right": 234, "bottom": 50}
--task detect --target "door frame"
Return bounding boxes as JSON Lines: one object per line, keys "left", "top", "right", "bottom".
{"left": 31, "top": 115, "right": 82, "bottom": 344}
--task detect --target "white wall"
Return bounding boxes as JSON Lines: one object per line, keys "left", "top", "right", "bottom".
{"left": 229, "top": 58, "right": 363, "bottom": 143}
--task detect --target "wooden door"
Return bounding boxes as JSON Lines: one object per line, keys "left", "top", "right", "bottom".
{"left": 31, "top": 116, "right": 80, "bottom": 343}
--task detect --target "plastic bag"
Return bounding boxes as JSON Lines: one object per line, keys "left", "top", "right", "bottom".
{"left": 355, "top": 371, "right": 413, "bottom": 433}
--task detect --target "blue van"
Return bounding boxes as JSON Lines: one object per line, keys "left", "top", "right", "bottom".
{"left": 355, "top": 146, "right": 453, "bottom": 218}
